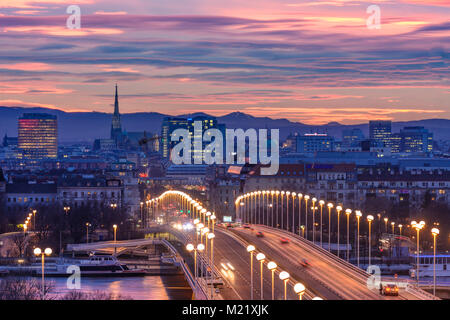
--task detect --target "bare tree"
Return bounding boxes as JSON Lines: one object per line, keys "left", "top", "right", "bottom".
{"left": 10, "top": 233, "right": 30, "bottom": 258}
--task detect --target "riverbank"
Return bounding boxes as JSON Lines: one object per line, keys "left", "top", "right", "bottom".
{"left": 0, "top": 274, "right": 193, "bottom": 300}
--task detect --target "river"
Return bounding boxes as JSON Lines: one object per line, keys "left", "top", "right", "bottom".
{"left": 4, "top": 275, "right": 192, "bottom": 300}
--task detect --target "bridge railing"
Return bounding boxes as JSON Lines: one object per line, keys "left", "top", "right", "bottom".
{"left": 257, "top": 225, "right": 371, "bottom": 281}
{"left": 162, "top": 239, "right": 208, "bottom": 300}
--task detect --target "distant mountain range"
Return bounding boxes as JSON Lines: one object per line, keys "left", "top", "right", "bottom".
{"left": 1, "top": 106, "right": 449, "bottom": 143}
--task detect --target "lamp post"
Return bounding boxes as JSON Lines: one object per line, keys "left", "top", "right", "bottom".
{"left": 86, "top": 222, "right": 91, "bottom": 244}
{"left": 270, "top": 191, "right": 275, "bottom": 227}
{"left": 336, "top": 206, "right": 342, "bottom": 257}
{"left": 210, "top": 215, "right": 216, "bottom": 233}
{"left": 398, "top": 224, "right": 403, "bottom": 236}
{"left": 384, "top": 217, "right": 388, "bottom": 233}
{"left": 113, "top": 224, "right": 117, "bottom": 255}
{"left": 355, "top": 210, "right": 362, "bottom": 268}
{"left": 294, "top": 282, "right": 306, "bottom": 300}
{"left": 279, "top": 271, "right": 290, "bottom": 300}
{"left": 197, "top": 243, "right": 205, "bottom": 279}
{"left": 312, "top": 198, "right": 317, "bottom": 243}
{"left": 345, "top": 209, "right": 352, "bottom": 261}
{"left": 247, "top": 245, "right": 256, "bottom": 300}
{"left": 281, "top": 191, "right": 285, "bottom": 229}
{"left": 208, "top": 233, "right": 215, "bottom": 299}
{"left": 291, "top": 192, "right": 296, "bottom": 233}
{"left": 304, "top": 195, "right": 310, "bottom": 240}
{"left": 285, "top": 191, "right": 290, "bottom": 231}
{"left": 33, "top": 209, "right": 37, "bottom": 230}
{"left": 367, "top": 215, "right": 374, "bottom": 266}
{"left": 256, "top": 253, "right": 266, "bottom": 300}
{"left": 319, "top": 200, "right": 324, "bottom": 247}
{"left": 267, "top": 261, "right": 277, "bottom": 300}
{"left": 34, "top": 247, "right": 52, "bottom": 299}
{"left": 186, "top": 243, "right": 197, "bottom": 279}
{"left": 391, "top": 221, "right": 395, "bottom": 235}
{"left": 431, "top": 228, "right": 439, "bottom": 296}
{"left": 411, "top": 220, "right": 425, "bottom": 284}
{"left": 140, "top": 201, "right": 144, "bottom": 226}
{"left": 275, "top": 191, "right": 280, "bottom": 228}
{"left": 297, "top": 193, "right": 303, "bottom": 236}
{"left": 327, "top": 203, "right": 333, "bottom": 251}
{"left": 258, "top": 191, "right": 262, "bottom": 225}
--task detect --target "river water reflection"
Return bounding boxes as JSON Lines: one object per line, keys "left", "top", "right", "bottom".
{"left": 43, "top": 275, "right": 191, "bottom": 300}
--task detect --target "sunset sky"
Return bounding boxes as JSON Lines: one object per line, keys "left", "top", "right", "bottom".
{"left": 0, "top": 0, "right": 448, "bottom": 124}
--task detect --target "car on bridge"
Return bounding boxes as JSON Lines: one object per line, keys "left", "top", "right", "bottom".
{"left": 382, "top": 284, "right": 399, "bottom": 296}
{"left": 280, "top": 237, "right": 289, "bottom": 244}
{"left": 242, "top": 224, "right": 251, "bottom": 229}
{"left": 299, "top": 259, "right": 310, "bottom": 268}
{"left": 256, "top": 231, "right": 264, "bottom": 237}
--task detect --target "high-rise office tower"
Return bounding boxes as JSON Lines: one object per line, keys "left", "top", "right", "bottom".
{"left": 110, "top": 84, "right": 123, "bottom": 144}
{"left": 161, "top": 117, "right": 189, "bottom": 158}
{"left": 18, "top": 113, "right": 57, "bottom": 159}
{"left": 161, "top": 116, "right": 224, "bottom": 162}
{"left": 400, "top": 126, "right": 433, "bottom": 154}
{"left": 369, "top": 120, "right": 392, "bottom": 147}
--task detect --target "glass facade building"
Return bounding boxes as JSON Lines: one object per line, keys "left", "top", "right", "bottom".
{"left": 18, "top": 113, "right": 57, "bottom": 160}
{"left": 369, "top": 120, "right": 392, "bottom": 147}
{"left": 296, "top": 133, "right": 334, "bottom": 153}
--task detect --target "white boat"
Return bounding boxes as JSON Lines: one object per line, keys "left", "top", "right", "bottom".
{"left": 35, "top": 254, "right": 146, "bottom": 277}
{"left": 409, "top": 254, "right": 450, "bottom": 278}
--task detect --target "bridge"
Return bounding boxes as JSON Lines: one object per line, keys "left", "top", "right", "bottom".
{"left": 138, "top": 190, "right": 437, "bottom": 300}
{"left": 66, "top": 190, "right": 437, "bottom": 300}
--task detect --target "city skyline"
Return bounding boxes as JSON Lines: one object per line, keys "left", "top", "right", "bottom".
{"left": 0, "top": 0, "right": 448, "bottom": 124}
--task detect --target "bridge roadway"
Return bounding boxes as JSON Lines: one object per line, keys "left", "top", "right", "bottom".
{"left": 226, "top": 224, "right": 428, "bottom": 300}
{"left": 66, "top": 226, "right": 432, "bottom": 300}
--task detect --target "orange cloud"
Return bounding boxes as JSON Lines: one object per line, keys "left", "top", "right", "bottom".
{"left": 0, "top": 0, "right": 93, "bottom": 9}
{"left": 0, "top": 62, "right": 51, "bottom": 71}
{"left": 4, "top": 26, "right": 123, "bottom": 36}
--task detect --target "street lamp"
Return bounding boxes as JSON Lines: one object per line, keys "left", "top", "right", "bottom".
{"left": 86, "top": 222, "right": 91, "bottom": 244}
{"left": 291, "top": 192, "right": 296, "bottom": 233}
{"left": 336, "top": 206, "right": 342, "bottom": 257}
{"left": 411, "top": 220, "right": 425, "bottom": 284}
{"left": 293, "top": 282, "right": 306, "bottom": 300}
{"left": 311, "top": 198, "right": 317, "bottom": 243}
{"left": 256, "top": 253, "right": 266, "bottom": 300}
{"left": 140, "top": 201, "right": 144, "bottom": 226}
{"left": 391, "top": 221, "right": 395, "bottom": 235}
{"left": 186, "top": 243, "right": 197, "bottom": 279}
{"left": 304, "top": 195, "right": 310, "bottom": 240}
{"left": 345, "top": 209, "right": 352, "bottom": 261}
{"left": 384, "top": 217, "right": 388, "bottom": 233}
{"left": 279, "top": 271, "right": 290, "bottom": 300}
{"left": 319, "top": 200, "right": 325, "bottom": 247}
{"left": 247, "top": 245, "right": 256, "bottom": 300}
{"left": 355, "top": 210, "right": 362, "bottom": 268}
{"left": 34, "top": 247, "right": 52, "bottom": 299}
{"left": 431, "top": 228, "right": 439, "bottom": 296}
{"left": 208, "top": 233, "right": 215, "bottom": 299}
{"left": 327, "top": 203, "right": 333, "bottom": 251}
{"left": 210, "top": 215, "right": 216, "bottom": 233}
{"left": 267, "top": 261, "right": 277, "bottom": 300}
{"left": 367, "top": 215, "right": 374, "bottom": 266}
{"left": 297, "top": 193, "right": 303, "bottom": 236}
{"left": 197, "top": 243, "right": 205, "bottom": 279}
{"left": 113, "top": 224, "right": 117, "bottom": 255}
{"left": 398, "top": 224, "right": 403, "bottom": 236}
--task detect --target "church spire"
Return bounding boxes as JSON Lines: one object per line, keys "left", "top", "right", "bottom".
{"left": 114, "top": 83, "right": 119, "bottom": 115}
{"left": 110, "top": 83, "right": 122, "bottom": 142}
